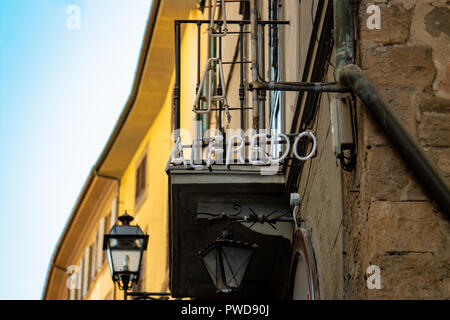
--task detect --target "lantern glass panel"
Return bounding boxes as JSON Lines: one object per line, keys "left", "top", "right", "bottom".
{"left": 202, "top": 247, "right": 220, "bottom": 289}
{"left": 222, "top": 245, "right": 253, "bottom": 289}
{"left": 104, "top": 222, "right": 147, "bottom": 285}
{"left": 108, "top": 239, "right": 142, "bottom": 273}
{"left": 199, "top": 239, "right": 256, "bottom": 293}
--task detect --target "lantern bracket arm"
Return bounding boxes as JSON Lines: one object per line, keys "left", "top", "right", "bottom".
{"left": 124, "top": 291, "right": 172, "bottom": 300}
{"left": 194, "top": 205, "right": 294, "bottom": 229}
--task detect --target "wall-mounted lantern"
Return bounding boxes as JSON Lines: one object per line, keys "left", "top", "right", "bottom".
{"left": 103, "top": 211, "right": 148, "bottom": 292}
{"left": 103, "top": 211, "right": 172, "bottom": 300}
{"left": 198, "top": 230, "right": 257, "bottom": 294}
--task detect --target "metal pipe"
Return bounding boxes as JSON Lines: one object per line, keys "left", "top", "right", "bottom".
{"left": 339, "top": 65, "right": 450, "bottom": 214}
{"left": 196, "top": 22, "right": 206, "bottom": 132}
{"left": 268, "top": 0, "right": 276, "bottom": 131}
{"left": 174, "top": 21, "right": 181, "bottom": 139}
{"left": 239, "top": 22, "right": 246, "bottom": 131}
{"left": 258, "top": 21, "right": 266, "bottom": 129}
{"left": 218, "top": 23, "right": 223, "bottom": 131}
{"left": 94, "top": 171, "right": 120, "bottom": 217}
{"left": 250, "top": 81, "right": 349, "bottom": 92}
{"left": 197, "top": 22, "right": 201, "bottom": 88}
{"left": 333, "top": 0, "right": 354, "bottom": 76}
{"left": 206, "top": 1, "right": 212, "bottom": 130}
{"left": 250, "top": 0, "right": 259, "bottom": 129}
{"left": 174, "top": 19, "right": 289, "bottom": 25}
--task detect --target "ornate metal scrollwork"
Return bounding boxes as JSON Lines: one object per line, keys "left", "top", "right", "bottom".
{"left": 194, "top": 204, "right": 293, "bottom": 230}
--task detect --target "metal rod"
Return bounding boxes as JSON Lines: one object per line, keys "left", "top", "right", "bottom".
{"left": 221, "top": 60, "right": 252, "bottom": 64}
{"left": 218, "top": 23, "right": 223, "bottom": 131}
{"left": 207, "top": 0, "right": 212, "bottom": 129}
{"left": 239, "top": 22, "right": 245, "bottom": 131}
{"left": 250, "top": 0, "right": 259, "bottom": 129}
{"left": 268, "top": 0, "right": 274, "bottom": 131}
{"left": 174, "top": 21, "right": 181, "bottom": 138}
{"left": 249, "top": 81, "right": 349, "bottom": 92}
{"left": 203, "top": 0, "right": 250, "bottom": 6}
{"left": 209, "top": 107, "right": 252, "bottom": 111}
{"left": 175, "top": 19, "right": 289, "bottom": 25}
{"left": 203, "top": 216, "right": 294, "bottom": 223}
{"left": 258, "top": 20, "right": 266, "bottom": 129}
{"left": 197, "top": 22, "right": 201, "bottom": 86}
{"left": 196, "top": 22, "right": 205, "bottom": 130}
{"left": 218, "top": 31, "right": 251, "bottom": 34}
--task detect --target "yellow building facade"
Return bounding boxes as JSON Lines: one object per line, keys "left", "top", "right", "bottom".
{"left": 43, "top": 0, "right": 203, "bottom": 300}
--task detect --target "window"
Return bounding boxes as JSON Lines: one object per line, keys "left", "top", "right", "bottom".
{"left": 90, "top": 238, "right": 97, "bottom": 282}
{"left": 82, "top": 246, "right": 90, "bottom": 297}
{"left": 67, "top": 287, "right": 75, "bottom": 300}
{"left": 77, "top": 257, "right": 83, "bottom": 300}
{"left": 135, "top": 154, "right": 147, "bottom": 203}
{"left": 110, "top": 197, "right": 118, "bottom": 228}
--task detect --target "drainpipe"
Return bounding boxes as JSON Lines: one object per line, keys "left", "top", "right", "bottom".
{"left": 93, "top": 172, "right": 121, "bottom": 299}
{"left": 94, "top": 171, "right": 121, "bottom": 215}
{"left": 333, "top": 0, "right": 355, "bottom": 75}
{"left": 334, "top": 0, "right": 450, "bottom": 214}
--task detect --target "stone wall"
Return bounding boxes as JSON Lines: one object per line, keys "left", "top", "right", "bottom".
{"left": 344, "top": 0, "right": 450, "bottom": 299}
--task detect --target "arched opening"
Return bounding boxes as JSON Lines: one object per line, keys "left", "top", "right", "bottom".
{"left": 288, "top": 228, "right": 319, "bottom": 300}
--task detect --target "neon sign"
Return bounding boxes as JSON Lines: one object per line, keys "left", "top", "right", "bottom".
{"left": 167, "top": 128, "right": 317, "bottom": 174}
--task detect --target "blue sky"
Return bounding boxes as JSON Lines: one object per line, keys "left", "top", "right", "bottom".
{"left": 0, "top": 0, "right": 151, "bottom": 299}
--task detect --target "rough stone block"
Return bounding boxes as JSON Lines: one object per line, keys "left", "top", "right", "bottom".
{"left": 361, "top": 46, "right": 436, "bottom": 88}
{"left": 415, "top": 89, "right": 450, "bottom": 113}
{"left": 367, "top": 201, "right": 445, "bottom": 257}
{"left": 418, "top": 113, "right": 450, "bottom": 147}
{"left": 428, "top": 147, "right": 450, "bottom": 176}
{"left": 392, "top": 0, "right": 417, "bottom": 11}
{"left": 366, "top": 146, "right": 427, "bottom": 201}
{"left": 366, "top": 253, "right": 450, "bottom": 299}
{"left": 439, "top": 62, "right": 450, "bottom": 94}
{"left": 408, "top": 2, "right": 450, "bottom": 99}
{"left": 360, "top": 3, "right": 411, "bottom": 45}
